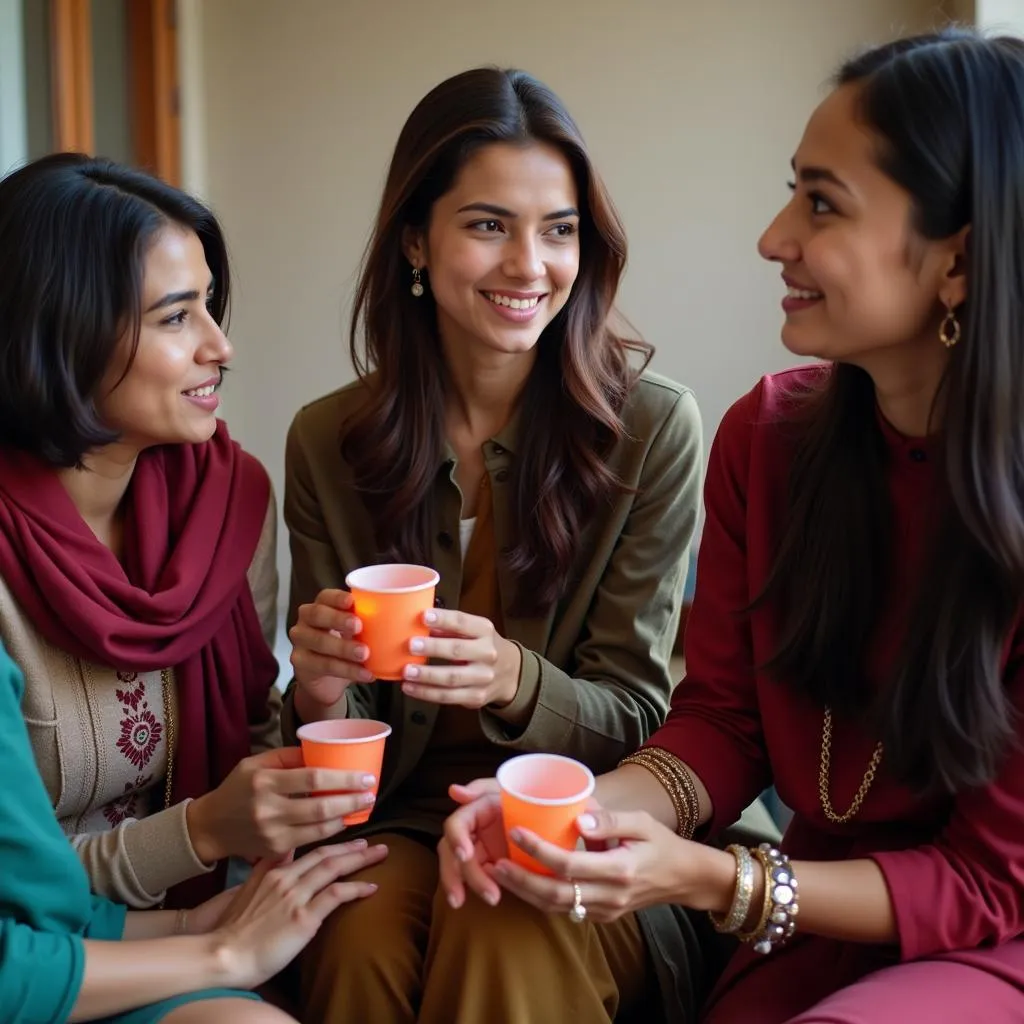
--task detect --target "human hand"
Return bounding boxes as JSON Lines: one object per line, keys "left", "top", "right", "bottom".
{"left": 400, "top": 609, "right": 522, "bottom": 709}
{"left": 289, "top": 589, "right": 374, "bottom": 710}
{"left": 212, "top": 839, "right": 387, "bottom": 988}
{"left": 489, "top": 808, "right": 728, "bottom": 922}
{"left": 437, "top": 780, "right": 506, "bottom": 908}
{"left": 185, "top": 746, "right": 378, "bottom": 864}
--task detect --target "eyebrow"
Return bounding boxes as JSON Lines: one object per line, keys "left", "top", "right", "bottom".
{"left": 145, "top": 281, "right": 215, "bottom": 313}
{"left": 456, "top": 202, "right": 580, "bottom": 221}
{"left": 790, "top": 159, "right": 852, "bottom": 195}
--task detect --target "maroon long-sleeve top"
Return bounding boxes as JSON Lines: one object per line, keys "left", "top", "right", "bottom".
{"left": 651, "top": 367, "right": 1024, "bottom": 1018}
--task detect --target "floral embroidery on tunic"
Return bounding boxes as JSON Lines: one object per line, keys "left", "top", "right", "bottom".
{"left": 102, "top": 775, "right": 149, "bottom": 827}
{"left": 114, "top": 671, "right": 162, "bottom": 770}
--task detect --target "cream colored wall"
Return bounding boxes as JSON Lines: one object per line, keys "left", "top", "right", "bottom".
{"left": 977, "top": 0, "right": 1024, "bottom": 32}
{"left": 185, "top": 0, "right": 947, "bottom": 589}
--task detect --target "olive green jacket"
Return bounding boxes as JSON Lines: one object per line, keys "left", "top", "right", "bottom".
{"left": 280, "top": 372, "right": 702, "bottom": 799}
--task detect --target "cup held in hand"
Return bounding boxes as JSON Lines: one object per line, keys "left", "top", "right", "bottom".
{"left": 297, "top": 719, "right": 392, "bottom": 825}
{"left": 497, "top": 753, "right": 595, "bottom": 876}
{"left": 345, "top": 563, "right": 440, "bottom": 680}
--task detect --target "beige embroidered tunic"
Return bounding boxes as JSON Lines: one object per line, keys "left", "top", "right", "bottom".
{"left": 0, "top": 496, "right": 282, "bottom": 908}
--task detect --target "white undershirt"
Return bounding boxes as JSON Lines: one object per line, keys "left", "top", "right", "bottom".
{"left": 459, "top": 517, "right": 477, "bottom": 556}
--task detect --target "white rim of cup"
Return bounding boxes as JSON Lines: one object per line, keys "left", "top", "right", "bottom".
{"left": 344, "top": 563, "right": 440, "bottom": 594}
{"left": 496, "top": 752, "right": 595, "bottom": 806}
{"left": 296, "top": 722, "right": 393, "bottom": 744}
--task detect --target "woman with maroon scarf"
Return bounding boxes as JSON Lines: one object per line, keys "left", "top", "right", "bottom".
{"left": 0, "top": 153, "right": 384, "bottom": 912}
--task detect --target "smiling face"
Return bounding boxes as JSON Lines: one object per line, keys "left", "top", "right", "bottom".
{"left": 404, "top": 141, "right": 581, "bottom": 359}
{"left": 95, "top": 224, "right": 233, "bottom": 451}
{"left": 758, "top": 83, "right": 966, "bottom": 379}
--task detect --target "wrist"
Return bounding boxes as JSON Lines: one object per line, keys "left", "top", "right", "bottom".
{"left": 489, "top": 638, "right": 522, "bottom": 708}
{"left": 686, "top": 844, "right": 739, "bottom": 914}
{"left": 185, "top": 795, "right": 223, "bottom": 865}
{"left": 206, "top": 931, "right": 251, "bottom": 988}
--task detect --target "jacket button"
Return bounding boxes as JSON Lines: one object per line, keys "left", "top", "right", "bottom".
{"left": 434, "top": 596, "right": 446, "bottom": 608}
{"left": 495, "top": 469, "right": 509, "bottom": 483}
{"left": 909, "top": 448, "right": 927, "bottom": 463}
{"left": 492, "top": 443, "right": 505, "bottom": 456}
{"left": 411, "top": 710, "right": 428, "bottom": 725}
{"left": 437, "top": 530, "right": 454, "bottom": 551}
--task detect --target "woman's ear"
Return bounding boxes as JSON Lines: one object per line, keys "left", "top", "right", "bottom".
{"left": 402, "top": 225, "right": 427, "bottom": 270}
{"left": 939, "top": 224, "right": 970, "bottom": 310}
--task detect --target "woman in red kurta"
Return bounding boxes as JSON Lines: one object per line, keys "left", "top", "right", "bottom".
{"left": 438, "top": 29, "right": 1024, "bottom": 1023}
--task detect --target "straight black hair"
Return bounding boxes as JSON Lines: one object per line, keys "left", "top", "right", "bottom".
{"left": 760, "top": 29, "right": 1024, "bottom": 795}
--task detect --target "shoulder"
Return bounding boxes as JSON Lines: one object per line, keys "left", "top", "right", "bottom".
{"left": 287, "top": 378, "right": 372, "bottom": 462}
{"left": 621, "top": 371, "right": 700, "bottom": 441}
{"left": 717, "top": 363, "right": 827, "bottom": 444}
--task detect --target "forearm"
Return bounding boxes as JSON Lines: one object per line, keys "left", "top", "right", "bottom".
{"left": 121, "top": 909, "right": 179, "bottom": 940}
{"left": 70, "top": 935, "right": 234, "bottom": 1022}
{"left": 596, "top": 762, "right": 713, "bottom": 832}
{"left": 692, "top": 847, "right": 898, "bottom": 946}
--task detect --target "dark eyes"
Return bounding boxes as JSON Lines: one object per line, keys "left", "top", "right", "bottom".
{"left": 786, "top": 181, "right": 836, "bottom": 216}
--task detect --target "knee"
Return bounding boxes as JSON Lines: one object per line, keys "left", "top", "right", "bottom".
{"left": 164, "top": 997, "right": 296, "bottom": 1024}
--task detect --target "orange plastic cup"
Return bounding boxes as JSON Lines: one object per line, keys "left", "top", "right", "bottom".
{"left": 296, "top": 719, "right": 392, "bottom": 825}
{"left": 497, "top": 753, "right": 595, "bottom": 876}
{"left": 345, "top": 564, "right": 440, "bottom": 681}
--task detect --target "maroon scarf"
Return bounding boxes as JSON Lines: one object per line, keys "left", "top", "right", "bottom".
{"left": 0, "top": 421, "right": 279, "bottom": 907}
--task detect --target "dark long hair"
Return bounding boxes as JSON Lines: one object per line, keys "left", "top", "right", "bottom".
{"left": 343, "top": 67, "right": 650, "bottom": 614}
{"left": 0, "top": 153, "right": 230, "bottom": 467}
{"left": 760, "top": 29, "right": 1024, "bottom": 795}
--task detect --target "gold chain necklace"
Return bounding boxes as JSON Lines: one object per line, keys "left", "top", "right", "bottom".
{"left": 818, "top": 707, "right": 883, "bottom": 824}
{"left": 160, "top": 668, "right": 175, "bottom": 811}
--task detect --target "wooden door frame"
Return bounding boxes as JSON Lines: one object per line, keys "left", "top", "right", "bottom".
{"left": 48, "top": 0, "right": 180, "bottom": 184}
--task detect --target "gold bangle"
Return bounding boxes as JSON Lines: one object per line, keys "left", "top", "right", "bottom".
{"left": 708, "top": 844, "right": 755, "bottom": 934}
{"left": 737, "top": 847, "right": 773, "bottom": 943}
{"left": 623, "top": 747, "right": 700, "bottom": 840}
{"left": 619, "top": 752, "right": 690, "bottom": 836}
{"left": 619, "top": 749, "right": 695, "bottom": 838}
{"left": 173, "top": 908, "right": 189, "bottom": 936}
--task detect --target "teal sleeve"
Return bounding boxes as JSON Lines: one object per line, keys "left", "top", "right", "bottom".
{"left": 0, "top": 919, "right": 84, "bottom": 1023}
{"left": 0, "top": 640, "right": 126, "bottom": 1020}
{"left": 86, "top": 894, "right": 128, "bottom": 941}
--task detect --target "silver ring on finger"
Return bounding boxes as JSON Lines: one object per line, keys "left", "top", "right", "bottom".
{"left": 569, "top": 881, "right": 587, "bottom": 924}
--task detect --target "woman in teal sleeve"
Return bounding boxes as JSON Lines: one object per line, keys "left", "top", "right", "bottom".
{"left": 0, "top": 637, "right": 383, "bottom": 1024}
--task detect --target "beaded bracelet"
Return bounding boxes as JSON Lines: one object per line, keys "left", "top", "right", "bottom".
{"left": 744, "top": 844, "right": 799, "bottom": 955}
{"left": 708, "top": 844, "right": 755, "bottom": 934}
{"left": 618, "top": 747, "right": 699, "bottom": 839}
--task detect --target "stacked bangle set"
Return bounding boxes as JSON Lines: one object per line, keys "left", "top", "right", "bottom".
{"left": 619, "top": 746, "right": 798, "bottom": 955}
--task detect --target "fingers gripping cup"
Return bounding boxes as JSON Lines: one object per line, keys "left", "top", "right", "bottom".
{"left": 297, "top": 719, "right": 392, "bottom": 825}
{"left": 497, "top": 753, "right": 596, "bottom": 876}
{"left": 345, "top": 564, "right": 440, "bottom": 681}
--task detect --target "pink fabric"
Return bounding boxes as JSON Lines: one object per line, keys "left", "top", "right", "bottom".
{"left": 646, "top": 366, "right": 1024, "bottom": 1018}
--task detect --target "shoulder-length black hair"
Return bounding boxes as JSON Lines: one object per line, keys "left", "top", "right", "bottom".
{"left": 761, "top": 29, "right": 1024, "bottom": 795}
{"left": 0, "top": 153, "right": 230, "bottom": 467}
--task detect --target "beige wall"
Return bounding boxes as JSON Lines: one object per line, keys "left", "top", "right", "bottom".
{"left": 185, "top": 0, "right": 946, "bottom": 590}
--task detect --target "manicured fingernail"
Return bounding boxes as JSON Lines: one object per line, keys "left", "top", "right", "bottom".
{"left": 455, "top": 846, "right": 469, "bottom": 863}
{"left": 578, "top": 814, "right": 597, "bottom": 831}
{"left": 347, "top": 838, "right": 368, "bottom": 849}
{"left": 409, "top": 638, "right": 425, "bottom": 653}
{"left": 485, "top": 890, "right": 499, "bottom": 906}
{"left": 361, "top": 775, "right": 376, "bottom": 787}
{"left": 358, "top": 669, "right": 374, "bottom": 682}
{"left": 509, "top": 828, "right": 524, "bottom": 844}
{"left": 405, "top": 665, "right": 420, "bottom": 679}
{"left": 424, "top": 610, "right": 438, "bottom": 624}
{"left": 364, "top": 883, "right": 378, "bottom": 893}
{"left": 494, "top": 863, "right": 509, "bottom": 877}
{"left": 448, "top": 892, "right": 460, "bottom": 909}
{"left": 363, "top": 792, "right": 376, "bottom": 805}
{"left": 353, "top": 645, "right": 368, "bottom": 660}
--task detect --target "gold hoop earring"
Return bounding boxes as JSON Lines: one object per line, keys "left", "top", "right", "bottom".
{"left": 411, "top": 267, "right": 424, "bottom": 298}
{"left": 938, "top": 307, "right": 961, "bottom": 349}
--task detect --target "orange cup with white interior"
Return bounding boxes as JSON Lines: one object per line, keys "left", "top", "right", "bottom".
{"left": 296, "top": 719, "right": 392, "bottom": 825}
{"left": 345, "top": 563, "right": 440, "bottom": 681}
{"left": 497, "top": 753, "right": 595, "bottom": 875}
